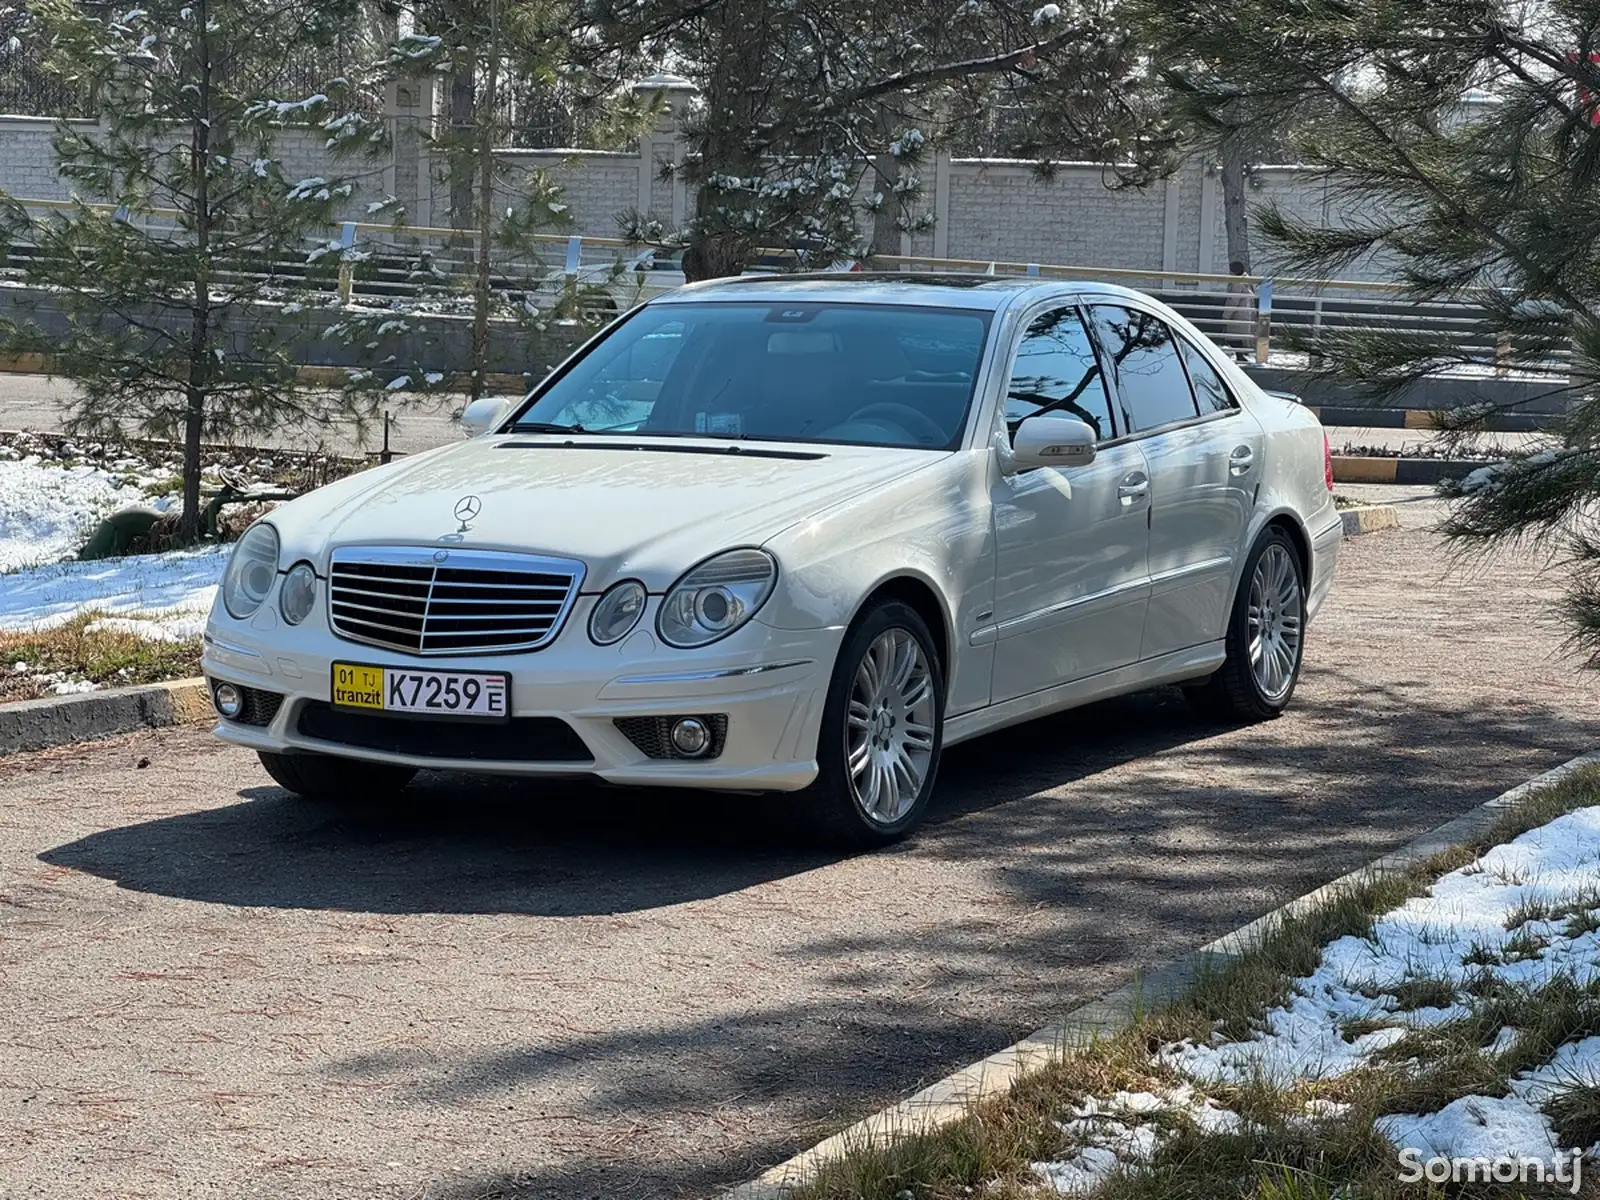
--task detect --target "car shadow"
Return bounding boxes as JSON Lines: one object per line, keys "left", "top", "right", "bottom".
{"left": 42, "top": 686, "right": 1240, "bottom": 917}
{"left": 41, "top": 667, "right": 1593, "bottom": 923}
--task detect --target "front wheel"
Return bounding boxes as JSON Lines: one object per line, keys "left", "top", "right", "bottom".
{"left": 1185, "top": 527, "right": 1307, "bottom": 721}
{"left": 804, "top": 600, "right": 945, "bottom": 847}
{"left": 257, "top": 750, "right": 416, "bottom": 801}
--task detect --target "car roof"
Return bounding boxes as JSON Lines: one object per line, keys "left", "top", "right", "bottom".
{"left": 652, "top": 272, "right": 1155, "bottom": 313}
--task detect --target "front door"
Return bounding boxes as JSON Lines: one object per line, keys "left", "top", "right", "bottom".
{"left": 989, "top": 304, "right": 1152, "bottom": 703}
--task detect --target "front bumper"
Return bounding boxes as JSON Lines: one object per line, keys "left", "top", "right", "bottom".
{"left": 203, "top": 596, "right": 842, "bottom": 792}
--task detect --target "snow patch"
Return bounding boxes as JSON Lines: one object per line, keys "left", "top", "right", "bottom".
{"left": 0, "top": 460, "right": 147, "bottom": 572}
{"left": 0, "top": 549, "right": 226, "bottom": 639}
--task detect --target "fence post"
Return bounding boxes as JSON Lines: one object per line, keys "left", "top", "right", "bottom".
{"left": 1255, "top": 278, "right": 1273, "bottom": 365}
{"left": 337, "top": 221, "right": 357, "bottom": 303}
{"left": 1495, "top": 331, "right": 1511, "bottom": 377}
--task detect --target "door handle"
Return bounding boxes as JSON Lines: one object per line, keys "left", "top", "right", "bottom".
{"left": 1117, "top": 471, "right": 1149, "bottom": 506}
{"left": 1229, "top": 445, "right": 1255, "bottom": 476}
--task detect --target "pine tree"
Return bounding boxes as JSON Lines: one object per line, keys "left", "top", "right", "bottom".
{"left": 0, "top": 0, "right": 406, "bottom": 543}
{"left": 582, "top": 0, "right": 1170, "bottom": 281}
{"left": 378, "top": 3, "right": 622, "bottom": 402}
{"left": 1154, "top": 0, "right": 1600, "bottom": 654}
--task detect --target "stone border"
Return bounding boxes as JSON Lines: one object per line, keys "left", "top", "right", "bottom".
{"left": 1331, "top": 455, "right": 1484, "bottom": 485}
{"left": 0, "top": 677, "right": 212, "bottom": 757}
{"left": 724, "top": 747, "right": 1600, "bottom": 1199}
{"left": 1340, "top": 504, "right": 1400, "bottom": 536}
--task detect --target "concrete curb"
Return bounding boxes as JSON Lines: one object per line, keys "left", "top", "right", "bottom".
{"left": 1308, "top": 405, "right": 1552, "bottom": 433}
{"left": 1331, "top": 455, "right": 1485, "bottom": 485}
{"left": 1339, "top": 504, "right": 1400, "bottom": 537}
{"left": 723, "top": 747, "right": 1600, "bottom": 1199}
{"left": 0, "top": 677, "right": 212, "bottom": 757}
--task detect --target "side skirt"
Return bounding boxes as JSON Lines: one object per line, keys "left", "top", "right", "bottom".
{"left": 942, "top": 642, "right": 1226, "bottom": 748}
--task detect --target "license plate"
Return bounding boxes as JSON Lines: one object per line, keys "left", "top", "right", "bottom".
{"left": 331, "top": 663, "right": 509, "bottom": 721}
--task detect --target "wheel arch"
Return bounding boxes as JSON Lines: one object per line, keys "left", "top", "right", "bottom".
{"left": 850, "top": 572, "right": 954, "bottom": 681}
{"left": 1263, "top": 511, "right": 1312, "bottom": 589}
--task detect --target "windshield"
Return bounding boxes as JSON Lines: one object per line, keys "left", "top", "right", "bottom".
{"left": 509, "top": 301, "right": 993, "bottom": 450}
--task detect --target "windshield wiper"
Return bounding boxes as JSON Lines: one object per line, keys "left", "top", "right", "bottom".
{"left": 512, "top": 420, "right": 588, "bottom": 433}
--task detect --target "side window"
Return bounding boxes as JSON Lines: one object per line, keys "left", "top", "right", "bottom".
{"left": 1005, "top": 306, "right": 1116, "bottom": 442}
{"left": 1088, "top": 305, "right": 1201, "bottom": 432}
{"left": 1177, "top": 338, "right": 1237, "bottom": 415}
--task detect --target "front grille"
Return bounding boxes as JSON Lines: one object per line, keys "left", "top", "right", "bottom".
{"left": 328, "top": 547, "right": 584, "bottom": 656}
{"left": 296, "top": 702, "right": 593, "bottom": 762}
{"left": 614, "top": 714, "right": 729, "bottom": 760}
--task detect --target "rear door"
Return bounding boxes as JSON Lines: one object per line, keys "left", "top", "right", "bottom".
{"left": 989, "top": 303, "right": 1151, "bottom": 702}
{"left": 1086, "top": 304, "right": 1261, "bottom": 660}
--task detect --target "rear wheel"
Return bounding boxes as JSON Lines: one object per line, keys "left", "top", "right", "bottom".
{"left": 1184, "top": 526, "right": 1306, "bottom": 721}
{"left": 257, "top": 750, "right": 416, "bottom": 801}
{"left": 804, "top": 600, "right": 944, "bottom": 846}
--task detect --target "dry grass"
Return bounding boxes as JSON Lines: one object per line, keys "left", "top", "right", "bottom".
{"left": 0, "top": 614, "right": 199, "bottom": 702}
{"left": 787, "top": 767, "right": 1600, "bottom": 1200}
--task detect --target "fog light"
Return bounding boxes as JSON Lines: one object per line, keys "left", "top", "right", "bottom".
{"left": 213, "top": 681, "right": 243, "bottom": 719}
{"left": 669, "top": 717, "right": 711, "bottom": 757}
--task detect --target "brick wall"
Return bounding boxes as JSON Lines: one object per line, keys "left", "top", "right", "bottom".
{"left": 0, "top": 117, "right": 77, "bottom": 202}
{"left": 942, "top": 160, "right": 1171, "bottom": 268}
{"left": 0, "top": 106, "right": 1405, "bottom": 284}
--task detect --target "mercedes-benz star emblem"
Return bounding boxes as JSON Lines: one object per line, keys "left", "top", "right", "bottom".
{"left": 453, "top": 495, "right": 482, "bottom": 533}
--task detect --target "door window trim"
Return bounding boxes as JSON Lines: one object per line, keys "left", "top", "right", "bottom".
{"left": 1080, "top": 300, "right": 1242, "bottom": 447}
{"left": 999, "top": 298, "right": 1125, "bottom": 446}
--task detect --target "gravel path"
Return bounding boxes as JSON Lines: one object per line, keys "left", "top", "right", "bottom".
{"left": 2, "top": 487, "right": 1598, "bottom": 1200}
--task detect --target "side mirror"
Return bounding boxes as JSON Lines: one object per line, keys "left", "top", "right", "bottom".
{"left": 1010, "top": 415, "right": 1098, "bottom": 470}
{"left": 460, "top": 396, "right": 513, "bottom": 437}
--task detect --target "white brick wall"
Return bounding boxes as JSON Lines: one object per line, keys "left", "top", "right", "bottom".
{"left": 0, "top": 117, "right": 80, "bottom": 202}
{"left": 0, "top": 109, "right": 1406, "bottom": 284}
{"left": 943, "top": 160, "right": 1171, "bottom": 269}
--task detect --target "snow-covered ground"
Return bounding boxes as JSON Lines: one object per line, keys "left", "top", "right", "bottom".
{"left": 0, "top": 455, "right": 167, "bottom": 573}
{"left": 1032, "top": 804, "right": 1600, "bottom": 1192}
{"left": 0, "top": 453, "right": 221, "bottom": 652}
{"left": 0, "top": 548, "right": 225, "bottom": 640}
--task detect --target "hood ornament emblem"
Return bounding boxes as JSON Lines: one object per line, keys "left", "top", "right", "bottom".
{"left": 453, "top": 494, "right": 482, "bottom": 533}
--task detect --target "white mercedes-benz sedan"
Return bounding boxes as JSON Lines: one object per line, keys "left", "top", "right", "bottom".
{"left": 203, "top": 275, "right": 1340, "bottom": 843}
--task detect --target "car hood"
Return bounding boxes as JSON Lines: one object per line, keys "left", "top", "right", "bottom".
{"left": 270, "top": 434, "right": 944, "bottom": 588}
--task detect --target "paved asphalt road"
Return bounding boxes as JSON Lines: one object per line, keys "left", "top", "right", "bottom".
{"left": 3, "top": 495, "right": 1599, "bottom": 1199}
{"left": 0, "top": 374, "right": 468, "bottom": 456}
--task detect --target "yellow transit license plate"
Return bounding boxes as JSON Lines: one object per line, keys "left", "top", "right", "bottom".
{"left": 331, "top": 662, "right": 510, "bottom": 721}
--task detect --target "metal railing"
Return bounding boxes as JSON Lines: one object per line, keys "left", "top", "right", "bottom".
{"left": 0, "top": 196, "right": 1568, "bottom": 376}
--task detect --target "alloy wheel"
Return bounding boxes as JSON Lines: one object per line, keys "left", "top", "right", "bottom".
{"left": 1247, "top": 543, "right": 1303, "bottom": 702}
{"left": 844, "top": 627, "right": 937, "bottom": 826}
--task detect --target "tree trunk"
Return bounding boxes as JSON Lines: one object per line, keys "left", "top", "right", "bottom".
{"left": 182, "top": 0, "right": 215, "bottom": 544}
{"left": 470, "top": 0, "right": 499, "bottom": 403}
{"left": 449, "top": 62, "right": 476, "bottom": 231}
{"left": 1219, "top": 129, "right": 1251, "bottom": 273}
{"left": 680, "top": 0, "right": 769, "bottom": 281}
{"left": 681, "top": 228, "right": 747, "bottom": 282}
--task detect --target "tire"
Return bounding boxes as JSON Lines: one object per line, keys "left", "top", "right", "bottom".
{"left": 803, "top": 599, "right": 945, "bottom": 847}
{"left": 257, "top": 750, "right": 416, "bottom": 801}
{"left": 1184, "top": 526, "right": 1307, "bottom": 722}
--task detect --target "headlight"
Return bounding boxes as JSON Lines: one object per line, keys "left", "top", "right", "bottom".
{"left": 279, "top": 561, "right": 318, "bottom": 625}
{"left": 589, "top": 579, "right": 647, "bottom": 645}
{"left": 657, "top": 549, "right": 777, "bottom": 648}
{"left": 222, "top": 523, "right": 280, "bottom": 620}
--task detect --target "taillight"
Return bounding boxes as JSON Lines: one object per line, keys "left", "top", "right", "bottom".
{"left": 1323, "top": 431, "right": 1334, "bottom": 491}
